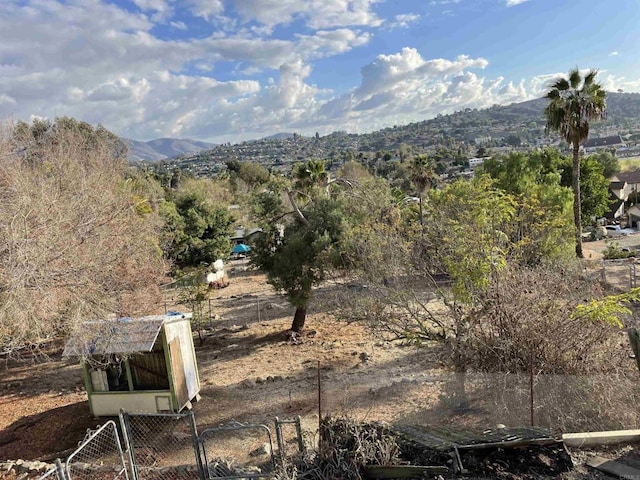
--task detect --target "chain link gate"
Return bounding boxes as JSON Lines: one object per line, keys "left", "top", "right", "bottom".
{"left": 119, "top": 410, "right": 204, "bottom": 480}
{"left": 38, "top": 422, "right": 128, "bottom": 480}
{"left": 66, "top": 420, "right": 129, "bottom": 480}
{"left": 199, "top": 422, "right": 276, "bottom": 479}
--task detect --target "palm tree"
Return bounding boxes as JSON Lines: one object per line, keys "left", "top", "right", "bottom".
{"left": 292, "top": 159, "right": 329, "bottom": 193}
{"left": 410, "top": 154, "right": 435, "bottom": 237}
{"left": 545, "top": 68, "right": 606, "bottom": 258}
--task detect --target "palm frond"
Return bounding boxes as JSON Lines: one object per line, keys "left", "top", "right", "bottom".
{"left": 550, "top": 78, "right": 570, "bottom": 91}
{"left": 583, "top": 69, "right": 598, "bottom": 86}
{"left": 569, "top": 68, "right": 581, "bottom": 89}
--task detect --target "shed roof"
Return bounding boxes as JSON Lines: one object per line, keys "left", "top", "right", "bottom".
{"left": 584, "top": 135, "right": 624, "bottom": 148}
{"left": 62, "top": 313, "right": 191, "bottom": 357}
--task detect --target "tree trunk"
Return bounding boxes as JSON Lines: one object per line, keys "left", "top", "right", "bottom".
{"left": 419, "top": 195, "right": 424, "bottom": 238}
{"left": 291, "top": 306, "right": 306, "bottom": 332}
{"left": 572, "top": 142, "right": 583, "bottom": 258}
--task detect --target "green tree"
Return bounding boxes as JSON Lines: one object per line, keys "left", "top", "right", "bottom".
{"left": 161, "top": 179, "right": 234, "bottom": 270}
{"left": 292, "top": 159, "right": 330, "bottom": 195}
{"left": 559, "top": 155, "right": 610, "bottom": 223}
{"left": 227, "top": 161, "right": 270, "bottom": 193}
{"left": 251, "top": 197, "right": 346, "bottom": 332}
{"left": 545, "top": 68, "right": 607, "bottom": 257}
{"left": 482, "top": 150, "right": 574, "bottom": 264}
{"left": 590, "top": 151, "right": 620, "bottom": 179}
{"left": 410, "top": 155, "right": 435, "bottom": 237}
{"left": 250, "top": 160, "right": 364, "bottom": 332}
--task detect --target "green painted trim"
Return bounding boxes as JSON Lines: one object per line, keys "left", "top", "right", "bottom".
{"left": 124, "top": 358, "right": 134, "bottom": 392}
{"left": 161, "top": 328, "right": 177, "bottom": 412}
{"left": 82, "top": 363, "right": 95, "bottom": 416}
{"left": 82, "top": 362, "right": 93, "bottom": 395}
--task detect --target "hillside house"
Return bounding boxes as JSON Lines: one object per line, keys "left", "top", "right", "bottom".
{"left": 604, "top": 189, "right": 626, "bottom": 222}
{"left": 583, "top": 135, "right": 625, "bottom": 154}
{"left": 611, "top": 171, "right": 640, "bottom": 202}
{"left": 468, "top": 157, "right": 485, "bottom": 169}
{"left": 231, "top": 226, "right": 263, "bottom": 246}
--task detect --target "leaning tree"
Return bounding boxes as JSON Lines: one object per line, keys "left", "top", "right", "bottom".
{"left": 545, "top": 68, "right": 606, "bottom": 258}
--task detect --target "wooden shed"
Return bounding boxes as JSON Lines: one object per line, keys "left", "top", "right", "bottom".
{"left": 63, "top": 313, "right": 201, "bottom": 417}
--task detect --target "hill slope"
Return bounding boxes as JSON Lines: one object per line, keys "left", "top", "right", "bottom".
{"left": 126, "top": 138, "right": 216, "bottom": 162}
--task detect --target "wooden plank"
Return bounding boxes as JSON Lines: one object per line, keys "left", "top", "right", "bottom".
{"left": 364, "top": 465, "right": 448, "bottom": 479}
{"left": 586, "top": 455, "right": 640, "bottom": 478}
{"left": 168, "top": 337, "right": 190, "bottom": 411}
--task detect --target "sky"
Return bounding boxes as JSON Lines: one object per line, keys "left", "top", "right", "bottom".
{"left": 1, "top": 0, "right": 640, "bottom": 143}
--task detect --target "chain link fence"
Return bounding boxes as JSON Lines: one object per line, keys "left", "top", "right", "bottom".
{"left": 119, "top": 410, "right": 203, "bottom": 480}
{"left": 36, "top": 411, "right": 307, "bottom": 480}
{"left": 37, "top": 422, "right": 128, "bottom": 480}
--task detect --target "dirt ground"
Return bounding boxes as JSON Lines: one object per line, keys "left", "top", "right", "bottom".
{"left": 0, "top": 259, "right": 638, "bottom": 478}
{"left": 582, "top": 231, "right": 640, "bottom": 260}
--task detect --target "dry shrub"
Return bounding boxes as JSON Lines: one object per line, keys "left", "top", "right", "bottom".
{"left": 454, "top": 262, "right": 630, "bottom": 375}
{"left": 344, "top": 261, "right": 632, "bottom": 375}
{"left": 0, "top": 119, "right": 166, "bottom": 355}
{"left": 272, "top": 417, "right": 400, "bottom": 480}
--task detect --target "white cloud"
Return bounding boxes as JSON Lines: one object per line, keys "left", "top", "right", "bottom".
{"left": 600, "top": 74, "right": 640, "bottom": 93}
{"left": 610, "top": 51, "right": 619, "bottom": 56}
{"left": 231, "top": 0, "right": 384, "bottom": 30}
{"left": 4, "top": 0, "right": 635, "bottom": 144}
{"left": 315, "top": 48, "right": 531, "bottom": 135}
{"left": 132, "top": 0, "right": 170, "bottom": 12}
{"left": 186, "top": 0, "right": 225, "bottom": 21}
{"left": 296, "top": 29, "right": 372, "bottom": 58}
{"left": 506, "top": 0, "right": 529, "bottom": 6}
{"left": 387, "top": 13, "right": 421, "bottom": 29}
{"left": 0, "top": 94, "right": 17, "bottom": 106}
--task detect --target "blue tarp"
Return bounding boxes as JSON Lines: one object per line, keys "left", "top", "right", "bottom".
{"left": 232, "top": 243, "right": 251, "bottom": 254}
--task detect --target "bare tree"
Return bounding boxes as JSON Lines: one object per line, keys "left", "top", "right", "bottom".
{"left": 0, "top": 119, "right": 166, "bottom": 356}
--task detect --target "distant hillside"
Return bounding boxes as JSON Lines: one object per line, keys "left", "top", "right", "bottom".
{"left": 126, "top": 138, "right": 217, "bottom": 162}
{"left": 263, "top": 132, "right": 295, "bottom": 141}
{"left": 156, "top": 92, "right": 640, "bottom": 176}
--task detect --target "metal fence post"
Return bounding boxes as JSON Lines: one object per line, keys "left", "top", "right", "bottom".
{"left": 189, "top": 410, "right": 206, "bottom": 480}
{"left": 55, "top": 458, "right": 66, "bottom": 480}
{"left": 119, "top": 411, "right": 138, "bottom": 480}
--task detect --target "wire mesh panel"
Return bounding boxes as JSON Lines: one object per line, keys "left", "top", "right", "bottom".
{"left": 65, "top": 421, "right": 128, "bottom": 480}
{"left": 199, "top": 423, "right": 275, "bottom": 479}
{"left": 120, "top": 411, "right": 203, "bottom": 480}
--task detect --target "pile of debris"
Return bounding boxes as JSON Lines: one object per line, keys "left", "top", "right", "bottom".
{"left": 283, "top": 418, "right": 576, "bottom": 479}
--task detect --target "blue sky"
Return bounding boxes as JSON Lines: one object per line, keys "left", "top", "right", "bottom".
{"left": 1, "top": 0, "right": 639, "bottom": 143}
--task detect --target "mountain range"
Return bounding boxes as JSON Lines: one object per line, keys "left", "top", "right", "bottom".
{"left": 126, "top": 138, "right": 216, "bottom": 162}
